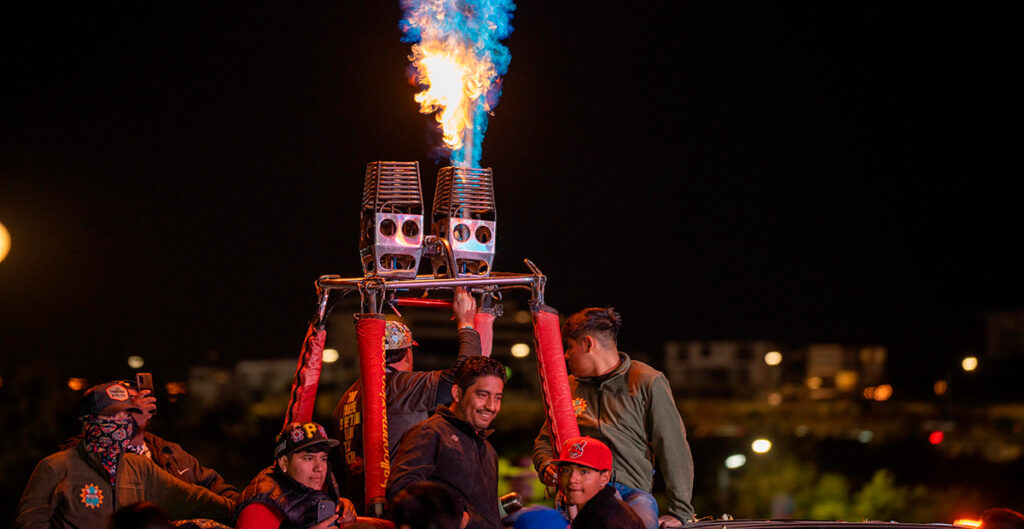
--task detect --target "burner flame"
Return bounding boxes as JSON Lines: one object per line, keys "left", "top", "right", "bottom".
{"left": 402, "top": 0, "right": 514, "bottom": 168}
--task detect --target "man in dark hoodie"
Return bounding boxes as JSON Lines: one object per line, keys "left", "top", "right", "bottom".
{"left": 235, "top": 421, "right": 356, "bottom": 529}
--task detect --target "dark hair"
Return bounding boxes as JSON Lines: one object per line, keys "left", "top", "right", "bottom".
{"left": 562, "top": 307, "right": 622, "bottom": 344}
{"left": 386, "top": 347, "right": 410, "bottom": 366}
{"left": 290, "top": 441, "right": 331, "bottom": 456}
{"left": 454, "top": 356, "right": 506, "bottom": 390}
{"left": 108, "top": 502, "right": 173, "bottom": 529}
{"left": 390, "top": 482, "right": 461, "bottom": 529}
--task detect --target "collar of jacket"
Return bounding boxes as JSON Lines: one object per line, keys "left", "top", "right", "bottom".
{"left": 76, "top": 441, "right": 112, "bottom": 481}
{"left": 576, "top": 352, "right": 632, "bottom": 385}
{"left": 434, "top": 405, "right": 494, "bottom": 440}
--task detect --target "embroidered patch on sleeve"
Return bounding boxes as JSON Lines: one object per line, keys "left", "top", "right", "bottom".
{"left": 79, "top": 483, "right": 103, "bottom": 508}
{"left": 573, "top": 397, "right": 588, "bottom": 417}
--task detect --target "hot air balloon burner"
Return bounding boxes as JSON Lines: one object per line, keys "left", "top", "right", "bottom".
{"left": 359, "top": 161, "right": 425, "bottom": 279}
{"left": 430, "top": 166, "right": 496, "bottom": 278}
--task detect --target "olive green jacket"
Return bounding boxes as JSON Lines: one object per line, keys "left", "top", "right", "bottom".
{"left": 533, "top": 353, "right": 695, "bottom": 521}
{"left": 16, "top": 443, "right": 235, "bottom": 529}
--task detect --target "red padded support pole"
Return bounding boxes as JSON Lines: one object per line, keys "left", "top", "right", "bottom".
{"left": 355, "top": 314, "right": 389, "bottom": 516}
{"left": 531, "top": 305, "right": 580, "bottom": 451}
{"left": 283, "top": 323, "right": 326, "bottom": 427}
{"left": 473, "top": 311, "right": 496, "bottom": 357}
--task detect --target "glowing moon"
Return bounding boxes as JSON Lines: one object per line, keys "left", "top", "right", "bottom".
{"left": 0, "top": 221, "right": 10, "bottom": 263}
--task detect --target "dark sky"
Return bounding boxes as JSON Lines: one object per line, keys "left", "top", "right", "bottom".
{"left": 1, "top": 3, "right": 1021, "bottom": 379}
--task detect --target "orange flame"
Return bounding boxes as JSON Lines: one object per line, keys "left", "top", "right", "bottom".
{"left": 409, "top": 38, "right": 496, "bottom": 160}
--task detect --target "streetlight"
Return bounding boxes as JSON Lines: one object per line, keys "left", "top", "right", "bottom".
{"left": 323, "top": 348, "right": 339, "bottom": 363}
{"left": 127, "top": 356, "right": 145, "bottom": 369}
{"left": 510, "top": 343, "right": 530, "bottom": 358}
{"left": 0, "top": 220, "right": 10, "bottom": 264}
{"left": 724, "top": 454, "right": 746, "bottom": 469}
{"left": 752, "top": 438, "right": 772, "bottom": 454}
{"left": 961, "top": 356, "right": 978, "bottom": 372}
{"left": 764, "top": 351, "right": 782, "bottom": 366}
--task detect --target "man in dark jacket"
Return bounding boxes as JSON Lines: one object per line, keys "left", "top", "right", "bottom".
{"left": 533, "top": 308, "right": 694, "bottom": 529}
{"left": 333, "top": 287, "right": 481, "bottom": 512}
{"left": 16, "top": 382, "right": 235, "bottom": 529}
{"left": 387, "top": 355, "right": 506, "bottom": 529}
{"left": 554, "top": 436, "right": 644, "bottom": 529}
{"left": 235, "top": 421, "right": 356, "bottom": 529}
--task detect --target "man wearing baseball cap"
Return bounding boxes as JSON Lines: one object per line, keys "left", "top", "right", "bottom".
{"left": 236, "top": 421, "right": 356, "bottom": 529}
{"left": 553, "top": 436, "right": 644, "bottom": 529}
{"left": 332, "top": 287, "right": 482, "bottom": 513}
{"left": 16, "top": 382, "right": 235, "bottom": 529}
{"left": 58, "top": 378, "right": 240, "bottom": 500}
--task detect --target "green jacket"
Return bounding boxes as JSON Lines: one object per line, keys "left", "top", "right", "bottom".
{"left": 533, "top": 353, "right": 694, "bottom": 521}
{"left": 16, "top": 443, "right": 235, "bottom": 529}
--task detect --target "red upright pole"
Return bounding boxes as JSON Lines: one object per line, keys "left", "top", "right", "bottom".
{"left": 355, "top": 314, "right": 389, "bottom": 517}
{"left": 283, "top": 323, "right": 327, "bottom": 427}
{"left": 531, "top": 305, "right": 579, "bottom": 451}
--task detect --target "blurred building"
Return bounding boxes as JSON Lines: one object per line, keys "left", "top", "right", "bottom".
{"left": 664, "top": 340, "right": 782, "bottom": 398}
{"left": 984, "top": 310, "right": 1024, "bottom": 359}
{"left": 664, "top": 340, "right": 887, "bottom": 401}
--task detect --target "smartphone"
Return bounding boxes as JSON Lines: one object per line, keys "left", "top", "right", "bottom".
{"left": 316, "top": 500, "right": 337, "bottom": 526}
{"left": 136, "top": 372, "right": 154, "bottom": 393}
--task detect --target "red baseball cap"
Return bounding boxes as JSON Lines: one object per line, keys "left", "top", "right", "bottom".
{"left": 552, "top": 436, "right": 613, "bottom": 471}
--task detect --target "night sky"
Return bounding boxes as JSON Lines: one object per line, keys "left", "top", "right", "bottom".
{"left": 2, "top": 3, "right": 1021, "bottom": 383}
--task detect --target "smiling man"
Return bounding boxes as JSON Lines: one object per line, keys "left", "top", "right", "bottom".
{"left": 387, "top": 355, "right": 506, "bottom": 529}
{"left": 555, "top": 436, "right": 644, "bottom": 529}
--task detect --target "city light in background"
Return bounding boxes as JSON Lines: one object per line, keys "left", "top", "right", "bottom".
{"left": 764, "top": 351, "right": 782, "bottom": 366}
{"left": 67, "top": 378, "right": 88, "bottom": 391}
{"left": 934, "top": 380, "right": 948, "bottom": 395}
{"left": 961, "top": 356, "right": 978, "bottom": 372}
{"left": 725, "top": 454, "right": 747, "bottom": 469}
{"left": 510, "top": 343, "right": 531, "bottom": 358}
{"left": 127, "top": 356, "right": 145, "bottom": 368}
{"left": 323, "top": 348, "right": 339, "bottom": 363}
{"left": 0, "top": 220, "right": 10, "bottom": 263}
{"left": 751, "top": 438, "right": 772, "bottom": 454}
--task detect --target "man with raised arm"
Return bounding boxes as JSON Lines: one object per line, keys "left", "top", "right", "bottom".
{"left": 332, "top": 287, "right": 481, "bottom": 512}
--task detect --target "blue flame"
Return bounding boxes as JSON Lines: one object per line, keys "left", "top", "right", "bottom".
{"left": 400, "top": 0, "right": 515, "bottom": 168}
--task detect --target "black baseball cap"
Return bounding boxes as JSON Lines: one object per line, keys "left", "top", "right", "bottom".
{"left": 274, "top": 422, "right": 339, "bottom": 458}
{"left": 80, "top": 382, "right": 143, "bottom": 417}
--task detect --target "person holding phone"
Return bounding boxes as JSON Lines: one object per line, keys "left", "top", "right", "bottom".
{"left": 236, "top": 422, "right": 356, "bottom": 529}
{"left": 124, "top": 375, "right": 241, "bottom": 501}
{"left": 56, "top": 375, "right": 240, "bottom": 501}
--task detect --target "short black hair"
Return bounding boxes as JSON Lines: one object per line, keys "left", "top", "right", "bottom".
{"left": 562, "top": 307, "right": 622, "bottom": 344}
{"left": 290, "top": 441, "right": 331, "bottom": 456}
{"left": 453, "top": 356, "right": 506, "bottom": 391}
{"left": 386, "top": 347, "right": 410, "bottom": 366}
{"left": 390, "top": 482, "right": 461, "bottom": 529}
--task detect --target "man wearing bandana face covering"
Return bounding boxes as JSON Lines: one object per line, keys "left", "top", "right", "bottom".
{"left": 16, "top": 382, "right": 235, "bottom": 529}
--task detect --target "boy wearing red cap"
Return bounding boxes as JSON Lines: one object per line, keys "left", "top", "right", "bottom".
{"left": 554, "top": 436, "right": 644, "bottom": 529}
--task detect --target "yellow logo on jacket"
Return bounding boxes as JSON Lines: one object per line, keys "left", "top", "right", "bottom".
{"left": 79, "top": 483, "right": 103, "bottom": 508}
